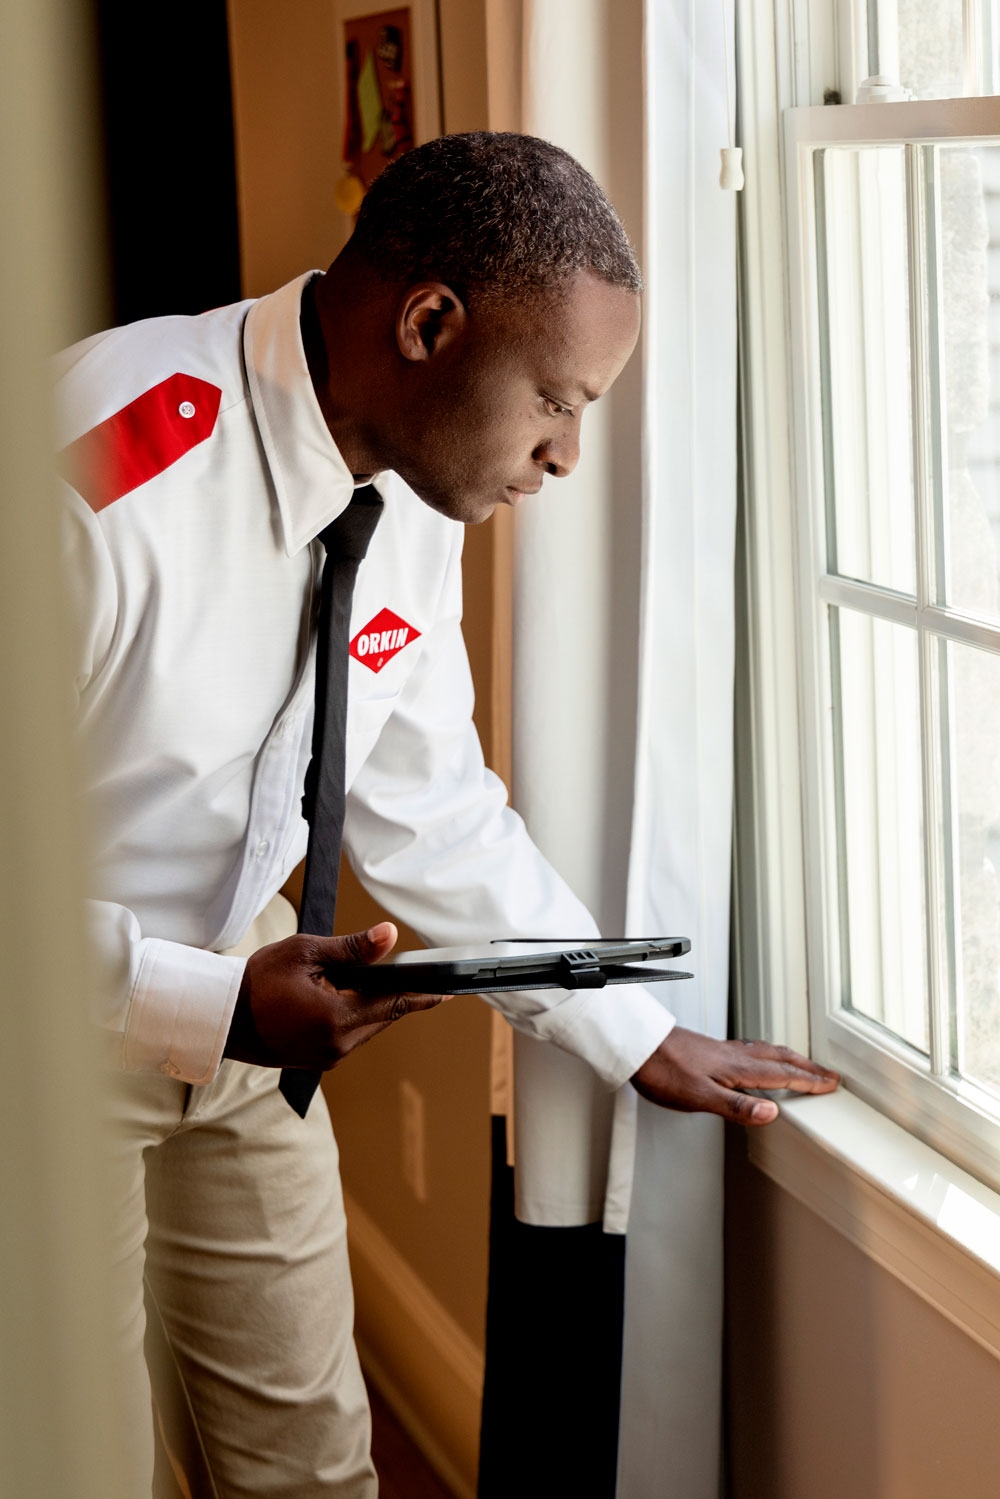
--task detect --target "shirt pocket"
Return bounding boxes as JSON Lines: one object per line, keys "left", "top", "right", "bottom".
{"left": 345, "top": 691, "right": 401, "bottom": 790}
{"left": 347, "top": 693, "right": 400, "bottom": 740}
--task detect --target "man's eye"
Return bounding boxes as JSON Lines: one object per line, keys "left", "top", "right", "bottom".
{"left": 543, "top": 397, "right": 571, "bottom": 418}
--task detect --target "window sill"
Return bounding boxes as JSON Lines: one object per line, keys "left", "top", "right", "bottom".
{"left": 747, "top": 1088, "right": 1000, "bottom": 1360}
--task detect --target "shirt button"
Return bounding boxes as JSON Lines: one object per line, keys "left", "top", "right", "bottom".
{"left": 178, "top": 400, "right": 196, "bottom": 419}
{"left": 255, "top": 839, "right": 270, "bottom": 859}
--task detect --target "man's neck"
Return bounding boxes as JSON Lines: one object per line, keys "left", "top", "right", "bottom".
{"left": 300, "top": 268, "right": 388, "bottom": 481}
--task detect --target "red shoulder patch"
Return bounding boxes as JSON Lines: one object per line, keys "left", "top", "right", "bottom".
{"left": 59, "top": 373, "right": 223, "bottom": 512}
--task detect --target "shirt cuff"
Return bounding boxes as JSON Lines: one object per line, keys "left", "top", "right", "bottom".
{"left": 122, "top": 938, "right": 246, "bottom": 1085}
{"left": 530, "top": 983, "right": 676, "bottom": 1089}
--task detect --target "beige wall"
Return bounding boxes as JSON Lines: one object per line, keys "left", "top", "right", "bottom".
{"left": 725, "top": 1130, "right": 1000, "bottom": 1499}
{"left": 227, "top": 0, "right": 346, "bottom": 298}
{"left": 227, "top": 0, "right": 503, "bottom": 1370}
{"left": 436, "top": 0, "right": 489, "bottom": 134}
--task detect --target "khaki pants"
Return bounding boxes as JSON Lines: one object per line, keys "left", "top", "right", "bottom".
{"left": 107, "top": 896, "right": 376, "bottom": 1498}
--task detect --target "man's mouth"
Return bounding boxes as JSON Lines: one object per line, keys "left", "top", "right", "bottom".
{"left": 505, "top": 484, "right": 541, "bottom": 502}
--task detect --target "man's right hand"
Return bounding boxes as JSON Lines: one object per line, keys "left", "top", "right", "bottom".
{"left": 224, "top": 922, "right": 446, "bottom": 1071}
{"left": 631, "top": 1027, "right": 839, "bottom": 1123}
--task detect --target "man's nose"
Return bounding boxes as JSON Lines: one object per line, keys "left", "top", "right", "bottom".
{"left": 534, "top": 421, "right": 581, "bottom": 479}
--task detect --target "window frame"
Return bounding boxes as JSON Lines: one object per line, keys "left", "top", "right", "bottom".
{"left": 782, "top": 95, "right": 1000, "bottom": 1193}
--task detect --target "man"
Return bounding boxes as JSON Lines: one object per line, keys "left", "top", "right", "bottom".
{"left": 57, "top": 133, "right": 836, "bottom": 1496}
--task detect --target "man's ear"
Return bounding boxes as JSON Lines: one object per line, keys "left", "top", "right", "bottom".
{"left": 396, "top": 283, "right": 467, "bottom": 362}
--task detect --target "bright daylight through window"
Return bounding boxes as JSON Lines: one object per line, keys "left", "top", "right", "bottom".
{"left": 772, "top": 0, "right": 1000, "bottom": 1187}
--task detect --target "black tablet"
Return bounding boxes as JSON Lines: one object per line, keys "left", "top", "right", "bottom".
{"left": 326, "top": 937, "right": 692, "bottom": 996}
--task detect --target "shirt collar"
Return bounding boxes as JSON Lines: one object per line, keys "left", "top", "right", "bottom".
{"left": 243, "top": 271, "right": 357, "bottom": 557}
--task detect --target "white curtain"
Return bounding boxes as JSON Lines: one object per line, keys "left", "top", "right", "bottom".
{"left": 511, "top": 0, "right": 737, "bottom": 1493}
{"left": 512, "top": 0, "right": 646, "bottom": 1231}
{"left": 616, "top": 0, "right": 737, "bottom": 1494}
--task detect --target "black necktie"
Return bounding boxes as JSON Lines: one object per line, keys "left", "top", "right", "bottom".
{"left": 279, "top": 485, "right": 383, "bottom": 1117}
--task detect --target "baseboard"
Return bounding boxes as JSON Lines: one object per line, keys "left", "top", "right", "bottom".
{"left": 344, "top": 1192, "right": 484, "bottom": 1499}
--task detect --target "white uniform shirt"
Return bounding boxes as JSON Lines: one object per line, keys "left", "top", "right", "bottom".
{"left": 56, "top": 272, "right": 674, "bottom": 1091}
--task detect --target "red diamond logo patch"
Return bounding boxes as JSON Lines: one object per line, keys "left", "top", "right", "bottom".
{"left": 350, "top": 607, "right": 421, "bottom": 674}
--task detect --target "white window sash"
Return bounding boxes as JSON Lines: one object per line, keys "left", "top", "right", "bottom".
{"left": 785, "top": 96, "right": 1000, "bottom": 1192}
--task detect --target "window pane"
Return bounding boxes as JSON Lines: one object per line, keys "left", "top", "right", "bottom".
{"left": 938, "top": 145, "right": 1000, "bottom": 623}
{"left": 833, "top": 608, "right": 929, "bottom": 1050}
{"left": 949, "top": 638, "right": 1000, "bottom": 1094}
{"left": 896, "top": 0, "right": 964, "bottom": 99}
{"left": 818, "top": 148, "right": 916, "bottom": 595}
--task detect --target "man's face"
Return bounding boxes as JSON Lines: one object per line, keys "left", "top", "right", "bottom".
{"left": 384, "top": 271, "right": 641, "bottom": 524}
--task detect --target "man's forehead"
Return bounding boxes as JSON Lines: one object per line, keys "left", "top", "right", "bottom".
{"left": 469, "top": 273, "right": 639, "bottom": 396}
{"left": 533, "top": 279, "right": 640, "bottom": 383}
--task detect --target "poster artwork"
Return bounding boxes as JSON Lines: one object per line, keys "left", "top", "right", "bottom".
{"left": 337, "top": 8, "right": 414, "bottom": 217}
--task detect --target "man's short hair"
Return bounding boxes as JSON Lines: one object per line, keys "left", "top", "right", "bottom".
{"left": 348, "top": 132, "right": 642, "bottom": 305}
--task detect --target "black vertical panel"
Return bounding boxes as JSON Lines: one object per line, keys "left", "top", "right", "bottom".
{"left": 478, "top": 1117, "right": 626, "bottom": 1498}
{"left": 95, "top": 0, "right": 241, "bottom": 324}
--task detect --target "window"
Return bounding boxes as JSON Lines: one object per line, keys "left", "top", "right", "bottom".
{"left": 786, "top": 97, "right": 1000, "bottom": 1188}
{"left": 868, "top": 0, "right": 998, "bottom": 101}
{"left": 735, "top": 1, "right": 1000, "bottom": 1192}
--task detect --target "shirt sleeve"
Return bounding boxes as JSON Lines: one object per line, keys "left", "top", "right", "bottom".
{"left": 343, "top": 532, "right": 675, "bottom": 1089}
{"left": 63, "top": 483, "right": 245, "bottom": 1084}
{"left": 87, "top": 900, "right": 245, "bottom": 1082}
